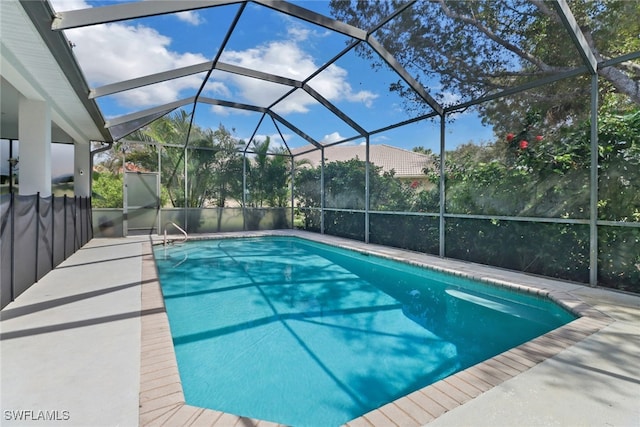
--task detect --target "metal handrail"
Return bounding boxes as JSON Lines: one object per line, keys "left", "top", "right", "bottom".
{"left": 163, "top": 221, "right": 188, "bottom": 245}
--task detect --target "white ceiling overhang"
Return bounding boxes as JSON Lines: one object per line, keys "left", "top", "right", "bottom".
{"left": 0, "top": 0, "right": 109, "bottom": 143}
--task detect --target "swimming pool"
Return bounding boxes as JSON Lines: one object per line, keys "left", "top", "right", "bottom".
{"left": 153, "top": 236, "right": 576, "bottom": 426}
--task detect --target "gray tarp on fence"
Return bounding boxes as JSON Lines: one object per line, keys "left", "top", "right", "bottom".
{"left": 13, "top": 195, "right": 37, "bottom": 298}
{"left": 1, "top": 195, "right": 12, "bottom": 308}
{"left": 65, "top": 198, "right": 76, "bottom": 258}
{"left": 52, "top": 197, "right": 66, "bottom": 267}
{"left": 0, "top": 194, "right": 92, "bottom": 309}
{"left": 37, "top": 196, "right": 54, "bottom": 281}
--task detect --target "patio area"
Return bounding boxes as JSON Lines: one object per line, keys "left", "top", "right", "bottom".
{"left": 1, "top": 231, "right": 638, "bottom": 426}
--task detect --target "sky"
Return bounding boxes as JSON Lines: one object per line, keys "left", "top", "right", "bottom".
{"left": 0, "top": 141, "right": 73, "bottom": 177}
{"left": 49, "top": 0, "right": 496, "bottom": 152}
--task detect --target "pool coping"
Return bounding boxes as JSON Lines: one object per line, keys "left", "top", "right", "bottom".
{"left": 138, "top": 230, "right": 615, "bottom": 427}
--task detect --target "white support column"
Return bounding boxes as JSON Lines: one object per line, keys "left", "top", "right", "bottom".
{"left": 18, "top": 98, "right": 51, "bottom": 196}
{"left": 74, "top": 141, "right": 91, "bottom": 197}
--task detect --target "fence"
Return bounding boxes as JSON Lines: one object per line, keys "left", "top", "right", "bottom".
{"left": 0, "top": 194, "right": 92, "bottom": 309}
{"left": 92, "top": 207, "right": 292, "bottom": 237}
{"left": 296, "top": 207, "right": 639, "bottom": 294}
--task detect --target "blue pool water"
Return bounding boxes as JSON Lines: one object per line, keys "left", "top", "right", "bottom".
{"left": 153, "top": 237, "right": 575, "bottom": 426}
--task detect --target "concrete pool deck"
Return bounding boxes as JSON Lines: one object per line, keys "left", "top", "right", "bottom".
{"left": 1, "top": 230, "right": 639, "bottom": 426}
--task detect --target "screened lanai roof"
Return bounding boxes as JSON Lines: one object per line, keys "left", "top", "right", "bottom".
{"left": 12, "top": 0, "right": 640, "bottom": 152}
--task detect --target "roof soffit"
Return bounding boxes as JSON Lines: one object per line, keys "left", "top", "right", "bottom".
{"left": 2, "top": 0, "right": 107, "bottom": 143}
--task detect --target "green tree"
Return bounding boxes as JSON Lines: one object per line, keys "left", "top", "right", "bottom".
{"left": 212, "top": 132, "right": 245, "bottom": 208}
{"left": 190, "top": 126, "right": 244, "bottom": 208}
{"left": 295, "top": 158, "right": 416, "bottom": 217}
{"left": 246, "top": 137, "right": 290, "bottom": 208}
{"left": 294, "top": 164, "right": 322, "bottom": 230}
{"left": 129, "top": 113, "right": 243, "bottom": 209}
{"left": 294, "top": 157, "right": 439, "bottom": 245}
{"left": 91, "top": 167, "right": 123, "bottom": 208}
{"left": 295, "top": 156, "right": 437, "bottom": 212}
{"left": 329, "top": 0, "right": 639, "bottom": 130}
{"left": 129, "top": 110, "right": 194, "bottom": 207}
{"left": 432, "top": 106, "right": 639, "bottom": 289}
{"left": 127, "top": 113, "right": 245, "bottom": 231}
{"left": 244, "top": 137, "right": 293, "bottom": 230}
{"left": 328, "top": 1, "right": 639, "bottom": 291}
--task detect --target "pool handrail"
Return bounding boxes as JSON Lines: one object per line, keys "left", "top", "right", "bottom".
{"left": 163, "top": 221, "right": 188, "bottom": 245}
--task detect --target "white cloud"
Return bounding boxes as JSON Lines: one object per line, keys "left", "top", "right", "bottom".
{"left": 220, "top": 40, "right": 378, "bottom": 114}
{"left": 438, "top": 91, "right": 471, "bottom": 119}
{"left": 321, "top": 132, "right": 366, "bottom": 146}
{"left": 346, "top": 90, "right": 378, "bottom": 107}
{"left": 271, "top": 90, "right": 317, "bottom": 114}
{"left": 175, "top": 11, "right": 204, "bottom": 26}
{"left": 205, "top": 80, "right": 232, "bottom": 98}
{"left": 210, "top": 105, "right": 231, "bottom": 116}
{"left": 64, "top": 22, "right": 208, "bottom": 108}
{"left": 321, "top": 132, "right": 343, "bottom": 144}
{"left": 50, "top": 0, "right": 89, "bottom": 12}
{"left": 50, "top": 1, "right": 378, "bottom": 118}
{"left": 284, "top": 19, "right": 332, "bottom": 42}
{"left": 307, "top": 64, "right": 377, "bottom": 107}
{"left": 223, "top": 41, "right": 313, "bottom": 81}
{"left": 437, "top": 90, "right": 462, "bottom": 107}
{"left": 287, "top": 26, "right": 311, "bottom": 42}
{"left": 52, "top": 0, "right": 210, "bottom": 110}
{"left": 208, "top": 104, "right": 258, "bottom": 117}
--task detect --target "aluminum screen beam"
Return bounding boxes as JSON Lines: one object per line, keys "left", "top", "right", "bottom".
{"left": 197, "top": 96, "right": 268, "bottom": 114}
{"left": 439, "top": 115, "right": 446, "bottom": 257}
{"left": 367, "top": 35, "right": 443, "bottom": 116}
{"left": 52, "top": 0, "right": 241, "bottom": 30}
{"left": 269, "top": 112, "right": 322, "bottom": 149}
{"left": 589, "top": 74, "right": 599, "bottom": 286}
{"left": 271, "top": 116, "right": 293, "bottom": 155}
{"left": 369, "top": 110, "right": 440, "bottom": 137}
{"left": 446, "top": 66, "right": 588, "bottom": 113}
{"left": 365, "top": 134, "right": 370, "bottom": 243}
{"left": 551, "top": 0, "right": 597, "bottom": 75}
{"left": 599, "top": 51, "right": 640, "bottom": 69}
{"left": 254, "top": 0, "right": 367, "bottom": 40}
{"left": 108, "top": 110, "right": 173, "bottom": 141}
{"left": 246, "top": 113, "right": 267, "bottom": 147}
{"left": 216, "top": 62, "right": 302, "bottom": 88}
{"left": 90, "top": 61, "right": 214, "bottom": 99}
{"left": 303, "top": 84, "right": 367, "bottom": 136}
{"left": 367, "top": 0, "right": 416, "bottom": 35}
{"left": 290, "top": 146, "right": 318, "bottom": 157}
{"left": 106, "top": 97, "right": 196, "bottom": 129}
{"left": 322, "top": 134, "right": 367, "bottom": 149}
{"left": 304, "top": 39, "right": 362, "bottom": 86}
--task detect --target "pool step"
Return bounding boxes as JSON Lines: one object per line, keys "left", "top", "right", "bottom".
{"left": 445, "top": 288, "right": 558, "bottom": 327}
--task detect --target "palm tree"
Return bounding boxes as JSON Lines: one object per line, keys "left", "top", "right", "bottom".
{"left": 246, "top": 137, "right": 291, "bottom": 207}
{"left": 244, "top": 137, "right": 295, "bottom": 229}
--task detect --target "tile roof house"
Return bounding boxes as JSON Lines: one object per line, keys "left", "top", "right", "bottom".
{"left": 292, "top": 144, "right": 434, "bottom": 188}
